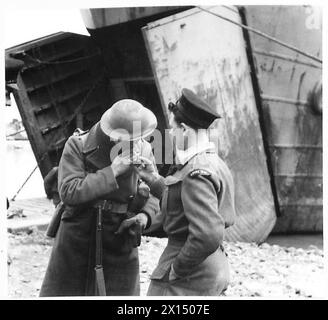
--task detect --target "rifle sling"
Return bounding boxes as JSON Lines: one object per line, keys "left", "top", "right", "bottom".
{"left": 95, "top": 206, "right": 106, "bottom": 296}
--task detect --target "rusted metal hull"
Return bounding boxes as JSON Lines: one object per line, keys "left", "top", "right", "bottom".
{"left": 244, "top": 6, "right": 322, "bottom": 233}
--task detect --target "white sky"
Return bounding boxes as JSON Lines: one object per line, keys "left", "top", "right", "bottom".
{"left": 3, "top": 8, "right": 89, "bottom": 49}
{"left": 2, "top": 0, "right": 188, "bottom": 48}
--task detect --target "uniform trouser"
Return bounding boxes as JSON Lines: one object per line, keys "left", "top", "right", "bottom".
{"left": 147, "top": 246, "right": 230, "bottom": 296}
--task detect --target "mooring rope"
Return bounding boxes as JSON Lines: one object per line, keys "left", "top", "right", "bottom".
{"left": 197, "top": 6, "right": 322, "bottom": 65}
{"left": 10, "top": 165, "right": 39, "bottom": 202}
{"left": 6, "top": 128, "right": 26, "bottom": 138}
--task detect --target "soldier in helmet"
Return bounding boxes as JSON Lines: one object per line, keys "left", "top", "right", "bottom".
{"left": 40, "top": 99, "right": 160, "bottom": 296}
{"left": 134, "top": 88, "right": 236, "bottom": 296}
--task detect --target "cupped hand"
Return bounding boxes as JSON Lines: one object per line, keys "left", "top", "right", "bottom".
{"left": 111, "top": 154, "right": 132, "bottom": 178}
{"left": 133, "top": 156, "right": 158, "bottom": 184}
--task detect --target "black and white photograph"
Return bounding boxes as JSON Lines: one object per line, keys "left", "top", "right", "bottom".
{"left": 2, "top": 1, "right": 326, "bottom": 300}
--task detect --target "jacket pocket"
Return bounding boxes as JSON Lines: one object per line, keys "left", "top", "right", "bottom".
{"left": 150, "top": 261, "right": 171, "bottom": 281}
{"left": 163, "top": 176, "right": 183, "bottom": 217}
{"left": 150, "top": 263, "right": 190, "bottom": 285}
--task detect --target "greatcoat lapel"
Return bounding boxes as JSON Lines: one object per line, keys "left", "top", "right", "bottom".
{"left": 82, "top": 123, "right": 116, "bottom": 170}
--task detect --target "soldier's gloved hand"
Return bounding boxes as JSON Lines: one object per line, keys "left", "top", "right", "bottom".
{"left": 115, "top": 213, "right": 148, "bottom": 247}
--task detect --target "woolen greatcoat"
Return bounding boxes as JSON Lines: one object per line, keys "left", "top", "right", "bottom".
{"left": 147, "top": 145, "right": 236, "bottom": 296}
{"left": 39, "top": 123, "right": 159, "bottom": 297}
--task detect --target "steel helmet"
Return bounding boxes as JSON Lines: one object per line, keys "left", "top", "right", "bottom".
{"left": 100, "top": 99, "right": 157, "bottom": 141}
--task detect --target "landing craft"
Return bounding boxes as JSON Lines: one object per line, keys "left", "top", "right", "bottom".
{"left": 5, "top": 6, "right": 322, "bottom": 243}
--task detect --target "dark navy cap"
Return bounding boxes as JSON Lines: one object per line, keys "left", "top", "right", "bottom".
{"left": 169, "top": 88, "right": 221, "bottom": 129}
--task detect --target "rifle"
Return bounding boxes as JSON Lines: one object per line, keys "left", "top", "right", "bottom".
{"left": 94, "top": 181, "right": 150, "bottom": 295}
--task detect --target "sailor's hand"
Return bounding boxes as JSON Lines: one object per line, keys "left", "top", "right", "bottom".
{"left": 134, "top": 156, "right": 158, "bottom": 184}
{"left": 135, "top": 156, "right": 156, "bottom": 173}
{"left": 111, "top": 155, "right": 132, "bottom": 177}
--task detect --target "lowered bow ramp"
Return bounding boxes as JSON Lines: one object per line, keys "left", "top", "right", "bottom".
{"left": 6, "top": 32, "right": 111, "bottom": 178}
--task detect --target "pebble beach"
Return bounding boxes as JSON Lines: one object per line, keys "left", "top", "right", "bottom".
{"left": 8, "top": 230, "right": 325, "bottom": 298}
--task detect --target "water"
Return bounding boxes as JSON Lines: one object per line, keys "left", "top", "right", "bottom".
{"left": 6, "top": 140, "right": 45, "bottom": 200}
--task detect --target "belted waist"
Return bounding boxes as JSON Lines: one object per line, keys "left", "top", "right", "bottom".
{"left": 168, "top": 237, "right": 226, "bottom": 253}
{"left": 92, "top": 199, "right": 129, "bottom": 214}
